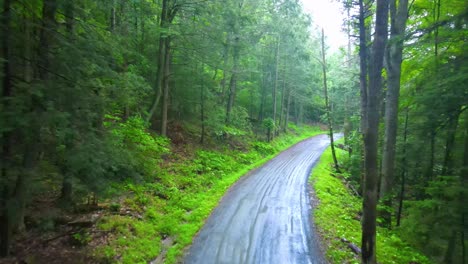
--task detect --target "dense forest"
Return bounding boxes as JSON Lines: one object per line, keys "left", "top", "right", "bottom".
{"left": 0, "top": 0, "right": 466, "bottom": 263}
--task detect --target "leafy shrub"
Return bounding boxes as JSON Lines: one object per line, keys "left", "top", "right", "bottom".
{"left": 251, "top": 141, "right": 276, "bottom": 156}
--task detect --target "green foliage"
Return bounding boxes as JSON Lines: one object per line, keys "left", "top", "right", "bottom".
{"left": 311, "top": 145, "right": 430, "bottom": 264}
{"left": 95, "top": 126, "right": 323, "bottom": 263}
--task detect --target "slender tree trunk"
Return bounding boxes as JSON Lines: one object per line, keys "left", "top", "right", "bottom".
{"left": 278, "top": 80, "right": 285, "bottom": 135}
{"left": 146, "top": 0, "right": 169, "bottom": 124}
{"left": 225, "top": 36, "right": 239, "bottom": 125}
{"left": 361, "top": 0, "right": 389, "bottom": 263}
{"left": 258, "top": 63, "right": 267, "bottom": 123}
{"left": 380, "top": 0, "right": 409, "bottom": 227}
{"left": 321, "top": 29, "right": 340, "bottom": 172}
{"left": 284, "top": 87, "right": 292, "bottom": 132}
{"left": 221, "top": 34, "right": 231, "bottom": 101}
{"left": 441, "top": 113, "right": 460, "bottom": 175}
{"left": 396, "top": 108, "right": 409, "bottom": 227}
{"left": 200, "top": 63, "right": 205, "bottom": 144}
{"left": 272, "top": 38, "right": 280, "bottom": 137}
{"left": 425, "top": 132, "right": 435, "bottom": 181}
{"left": 60, "top": 0, "right": 75, "bottom": 206}
{"left": 110, "top": 0, "right": 116, "bottom": 32}
{"left": 161, "top": 37, "right": 171, "bottom": 136}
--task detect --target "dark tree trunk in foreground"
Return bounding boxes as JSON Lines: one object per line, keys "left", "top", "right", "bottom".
{"left": 0, "top": 0, "right": 12, "bottom": 256}
{"left": 321, "top": 29, "right": 340, "bottom": 172}
{"left": 361, "top": 0, "right": 389, "bottom": 262}
{"left": 380, "top": 0, "right": 409, "bottom": 227}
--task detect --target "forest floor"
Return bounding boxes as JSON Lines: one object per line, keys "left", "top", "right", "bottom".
{"left": 0, "top": 124, "right": 324, "bottom": 264}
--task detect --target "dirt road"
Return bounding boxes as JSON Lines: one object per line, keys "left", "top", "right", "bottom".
{"left": 184, "top": 134, "right": 333, "bottom": 264}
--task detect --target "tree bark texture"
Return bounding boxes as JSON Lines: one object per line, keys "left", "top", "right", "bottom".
{"left": 0, "top": 0, "right": 12, "bottom": 256}
{"left": 361, "top": 0, "right": 389, "bottom": 263}
{"left": 380, "top": 0, "right": 409, "bottom": 227}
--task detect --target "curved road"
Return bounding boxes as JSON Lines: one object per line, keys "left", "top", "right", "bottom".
{"left": 184, "top": 134, "right": 332, "bottom": 264}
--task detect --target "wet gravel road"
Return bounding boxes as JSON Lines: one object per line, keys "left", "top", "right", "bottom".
{"left": 184, "top": 134, "right": 332, "bottom": 264}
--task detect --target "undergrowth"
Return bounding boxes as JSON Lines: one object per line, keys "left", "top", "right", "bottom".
{"left": 95, "top": 125, "right": 323, "bottom": 263}
{"left": 310, "top": 145, "right": 431, "bottom": 264}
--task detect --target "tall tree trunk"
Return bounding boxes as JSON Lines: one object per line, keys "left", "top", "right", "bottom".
{"left": 361, "top": 0, "right": 389, "bottom": 263}
{"left": 441, "top": 112, "right": 460, "bottom": 175}
{"left": 110, "top": 0, "right": 116, "bottom": 32}
{"left": 0, "top": 0, "right": 12, "bottom": 256}
{"left": 284, "top": 87, "right": 292, "bottom": 132}
{"left": 358, "top": 0, "right": 370, "bottom": 193}
{"left": 221, "top": 34, "right": 231, "bottom": 101}
{"left": 146, "top": 0, "right": 169, "bottom": 124}
{"left": 200, "top": 63, "right": 205, "bottom": 144}
{"left": 272, "top": 38, "right": 280, "bottom": 137}
{"left": 321, "top": 29, "right": 340, "bottom": 172}
{"left": 258, "top": 63, "right": 268, "bottom": 123}
{"left": 425, "top": 132, "right": 436, "bottom": 181}
{"left": 396, "top": 108, "right": 409, "bottom": 227}
{"left": 225, "top": 36, "right": 239, "bottom": 125}
{"left": 380, "top": 0, "right": 409, "bottom": 227}
{"left": 278, "top": 80, "right": 285, "bottom": 135}
{"left": 461, "top": 110, "right": 468, "bottom": 264}
{"left": 161, "top": 37, "right": 171, "bottom": 136}
{"left": 359, "top": 0, "right": 369, "bottom": 137}
{"left": 60, "top": 0, "right": 75, "bottom": 206}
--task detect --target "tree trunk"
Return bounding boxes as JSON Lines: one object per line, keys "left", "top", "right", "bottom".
{"left": 0, "top": 0, "right": 12, "bottom": 256}
{"left": 278, "top": 80, "right": 285, "bottom": 135}
{"left": 146, "top": 0, "right": 169, "bottom": 124}
{"left": 358, "top": 0, "right": 369, "bottom": 137}
{"left": 361, "top": 0, "right": 389, "bottom": 263}
{"left": 221, "top": 34, "right": 231, "bottom": 101}
{"left": 258, "top": 68, "right": 269, "bottom": 124}
{"left": 380, "top": 0, "right": 409, "bottom": 227}
{"left": 161, "top": 37, "right": 171, "bottom": 136}
{"left": 110, "top": 0, "right": 116, "bottom": 32}
{"left": 358, "top": 0, "right": 370, "bottom": 194}
{"left": 461, "top": 110, "right": 468, "bottom": 264}
{"left": 425, "top": 132, "right": 436, "bottom": 181}
{"left": 272, "top": 38, "right": 280, "bottom": 137}
{"left": 225, "top": 36, "right": 239, "bottom": 125}
{"left": 396, "top": 108, "right": 409, "bottom": 227}
{"left": 200, "top": 63, "right": 205, "bottom": 144}
{"left": 321, "top": 29, "right": 340, "bottom": 172}
{"left": 284, "top": 87, "right": 292, "bottom": 132}
{"left": 441, "top": 112, "right": 460, "bottom": 176}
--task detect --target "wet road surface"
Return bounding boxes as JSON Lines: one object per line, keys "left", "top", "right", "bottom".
{"left": 184, "top": 134, "right": 332, "bottom": 264}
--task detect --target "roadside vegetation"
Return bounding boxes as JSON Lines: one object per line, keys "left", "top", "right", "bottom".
{"left": 310, "top": 145, "right": 431, "bottom": 264}
{"left": 95, "top": 124, "right": 322, "bottom": 263}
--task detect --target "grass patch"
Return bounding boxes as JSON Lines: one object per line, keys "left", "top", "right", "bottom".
{"left": 95, "top": 125, "right": 323, "bottom": 263}
{"left": 310, "top": 145, "right": 431, "bottom": 264}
